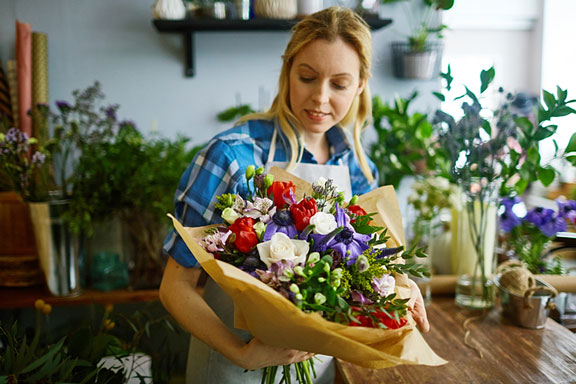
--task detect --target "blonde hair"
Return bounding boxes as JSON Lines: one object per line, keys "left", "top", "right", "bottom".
{"left": 238, "top": 6, "right": 375, "bottom": 183}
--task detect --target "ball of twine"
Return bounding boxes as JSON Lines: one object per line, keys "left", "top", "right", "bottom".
{"left": 496, "top": 260, "right": 536, "bottom": 296}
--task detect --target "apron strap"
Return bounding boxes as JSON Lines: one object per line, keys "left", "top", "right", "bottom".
{"left": 266, "top": 125, "right": 278, "bottom": 164}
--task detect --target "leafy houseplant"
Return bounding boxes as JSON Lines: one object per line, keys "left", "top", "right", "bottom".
{"left": 432, "top": 66, "right": 576, "bottom": 309}
{"left": 0, "top": 300, "right": 182, "bottom": 383}
{"left": 391, "top": 0, "right": 454, "bottom": 79}
{"left": 69, "top": 122, "right": 204, "bottom": 288}
{"left": 369, "top": 91, "right": 438, "bottom": 188}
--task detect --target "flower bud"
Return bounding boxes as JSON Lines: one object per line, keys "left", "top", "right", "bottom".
{"left": 42, "top": 304, "right": 52, "bottom": 315}
{"left": 295, "top": 293, "right": 303, "bottom": 301}
{"left": 318, "top": 277, "right": 326, "bottom": 283}
{"left": 221, "top": 207, "right": 240, "bottom": 224}
{"left": 34, "top": 299, "right": 46, "bottom": 311}
{"left": 294, "top": 266, "right": 305, "bottom": 276}
{"left": 253, "top": 221, "right": 266, "bottom": 239}
{"left": 348, "top": 195, "right": 358, "bottom": 206}
{"left": 356, "top": 255, "right": 370, "bottom": 273}
{"left": 314, "top": 293, "right": 327, "bottom": 305}
{"left": 255, "top": 167, "right": 264, "bottom": 175}
{"left": 283, "top": 267, "right": 294, "bottom": 280}
{"left": 245, "top": 165, "right": 255, "bottom": 180}
{"left": 290, "top": 283, "right": 300, "bottom": 294}
{"left": 307, "top": 252, "right": 320, "bottom": 265}
{"left": 332, "top": 278, "right": 341, "bottom": 288}
{"left": 332, "top": 268, "right": 343, "bottom": 279}
{"left": 264, "top": 174, "right": 274, "bottom": 189}
{"left": 323, "top": 262, "right": 331, "bottom": 274}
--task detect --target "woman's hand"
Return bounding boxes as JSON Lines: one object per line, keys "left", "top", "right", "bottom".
{"left": 407, "top": 279, "right": 430, "bottom": 333}
{"left": 236, "top": 338, "right": 315, "bottom": 370}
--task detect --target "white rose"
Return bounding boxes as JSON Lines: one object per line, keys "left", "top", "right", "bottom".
{"left": 257, "top": 232, "right": 309, "bottom": 268}
{"left": 309, "top": 212, "right": 337, "bottom": 234}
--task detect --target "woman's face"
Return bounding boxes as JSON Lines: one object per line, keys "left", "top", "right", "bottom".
{"left": 289, "top": 37, "right": 365, "bottom": 136}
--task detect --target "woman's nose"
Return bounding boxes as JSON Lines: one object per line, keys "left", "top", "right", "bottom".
{"left": 312, "top": 82, "right": 329, "bottom": 105}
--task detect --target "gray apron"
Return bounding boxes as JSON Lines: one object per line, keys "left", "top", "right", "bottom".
{"left": 186, "top": 125, "right": 352, "bottom": 383}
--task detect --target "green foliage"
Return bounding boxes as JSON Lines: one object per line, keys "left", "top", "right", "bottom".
{"left": 66, "top": 123, "right": 203, "bottom": 236}
{"left": 370, "top": 92, "right": 441, "bottom": 188}
{"left": 406, "top": 0, "right": 454, "bottom": 52}
{"left": 216, "top": 104, "right": 255, "bottom": 122}
{"left": 433, "top": 66, "right": 576, "bottom": 197}
{"left": 0, "top": 304, "right": 183, "bottom": 384}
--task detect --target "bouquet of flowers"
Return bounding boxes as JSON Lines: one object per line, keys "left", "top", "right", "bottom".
{"left": 500, "top": 197, "right": 576, "bottom": 274}
{"left": 169, "top": 166, "right": 446, "bottom": 383}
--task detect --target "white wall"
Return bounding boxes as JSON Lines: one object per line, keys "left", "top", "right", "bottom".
{"left": 0, "top": 0, "right": 441, "bottom": 146}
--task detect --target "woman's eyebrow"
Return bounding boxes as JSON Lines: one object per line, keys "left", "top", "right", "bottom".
{"left": 297, "top": 63, "right": 353, "bottom": 78}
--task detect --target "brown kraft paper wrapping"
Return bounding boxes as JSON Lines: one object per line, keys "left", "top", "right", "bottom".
{"left": 168, "top": 167, "right": 447, "bottom": 369}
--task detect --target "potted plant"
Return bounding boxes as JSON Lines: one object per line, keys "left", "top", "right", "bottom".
{"left": 390, "top": 0, "right": 454, "bottom": 79}
{"left": 369, "top": 91, "right": 440, "bottom": 188}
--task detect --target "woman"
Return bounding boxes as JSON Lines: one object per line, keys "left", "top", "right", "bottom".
{"left": 160, "top": 7, "right": 429, "bottom": 383}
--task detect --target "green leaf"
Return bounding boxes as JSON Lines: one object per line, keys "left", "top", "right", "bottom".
{"left": 20, "top": 337, "right": 66, "bottom": 374}
{"left": 480, "top": 67, "right": 495, "bottom": 93}
{"left": 534, "top": 125, "right": 556, "bottom": 141}
{"left": 432, "top": 91, "right": 445, "bottom": 101}
{"left": 542, "top": 90, "right": 556, "bottom": 111}
{"left": 440, "top": 64, "right": 453, "bottom": 91}
{"left": 537, "top": 167, "right": 556, "bottom": 186}
{"left": 514, "top": 116, "right": 534, "bottom": 133}
{"left": 527, "top": 147, "right": 540, "bottom": 164}
{"left": 551, "top": 106, "right": 576, "bottom": 117}
{"left": 481, "top": 120, "right": 492, "bottom": 136}
{"left": 557, "top": 86, "right": 568, "bottom": 104}
{"left": 566, "top": 155, "right": 576, "bottom": 165}
{"left": 566, "top": 132, "right": 576, "bottom": 153}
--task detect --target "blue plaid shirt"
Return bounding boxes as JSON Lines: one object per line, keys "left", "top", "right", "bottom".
{"left": 163, "top": 119, "right": 379, "bottom": 267}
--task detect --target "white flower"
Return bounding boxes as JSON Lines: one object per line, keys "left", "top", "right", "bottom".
{"left": 257, "top": 233, "right": 309, "bottom": 268}
{"left": 309, "top": 212, "right": 337, "bottom": 234}
{"left": 372, "top": 274, "right": 396, "bottom": 297}
{"left": 221, "top": 207, "right": 241, "bottom": 224}
{"left": 312, "top": 177, "right": 328, "bottom": 189}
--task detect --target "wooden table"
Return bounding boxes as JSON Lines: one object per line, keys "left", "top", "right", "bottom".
{"left": 337, "top": 296, "right": 576, "bottom": 384}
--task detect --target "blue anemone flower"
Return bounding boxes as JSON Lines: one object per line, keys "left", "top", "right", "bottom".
{"left": 263, "top": 210, "right": 298, "bottom": 241}
{"left": 311, "top": 203, "right": 371, "bottom": 265}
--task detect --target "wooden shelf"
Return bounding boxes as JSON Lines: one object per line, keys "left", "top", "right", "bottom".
{"left": 152, "top": 17, "right": 392, "bottom": 77}
{"left": 0, "top": 286, "right": 160, "bottom": 309}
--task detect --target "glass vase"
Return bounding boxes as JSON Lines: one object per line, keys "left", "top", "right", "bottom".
{"left": 452, "top": 180, "right": 499, "bottom": 309}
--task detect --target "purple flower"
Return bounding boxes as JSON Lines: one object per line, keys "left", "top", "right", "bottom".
{"left": 556, "top": 199, "right": 576, "bottom": 222}
{"left": 500, "top": 197, "right": 523, "bottom": 232}
{"left": 105, "top": 106, "right": 117, "bottom": 121}
{"left": 31, "top": 151, "right": 46, "bottom": 165}
{"left": 55, "top": 101, "right": 71, "bottom": 113}
{"left": 311, "top": 204, "right": 371, "bottom": 265}
{"left": 350, "top": 290, "right": 373, "bottom": 305}
{"left": 263, "top": 210, "right": 298, "bottom": 241}
{"left": 525, "top": 207, "right": 564, "bottom": 237}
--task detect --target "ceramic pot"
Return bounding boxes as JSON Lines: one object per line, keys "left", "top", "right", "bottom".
{"left": 255, "top": 0, "right": 297, "bottom": 19}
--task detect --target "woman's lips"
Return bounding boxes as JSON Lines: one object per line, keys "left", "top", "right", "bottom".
{"left": 305, "top": 109, "right": 329, "bottom": 121}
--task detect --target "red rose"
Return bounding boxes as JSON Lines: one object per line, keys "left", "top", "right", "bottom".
{"left": 347, "top": 204, "right": 369, "bottom": 224}
{"left": 267, "top": 181, "right": 295, "bottom": 209}
{"left": 290, "top": 198, "right": 318, "bottom": 231}
{"left": 229, "top": 217, "right": 258, "bottom": 253}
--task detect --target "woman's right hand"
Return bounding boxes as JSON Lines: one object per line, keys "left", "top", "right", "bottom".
{"left": 236, "top": 338, "right": 315, "bottom": 370}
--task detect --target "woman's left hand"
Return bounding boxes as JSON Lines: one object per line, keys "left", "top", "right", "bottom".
{"left": 407, "top": 279, "right": 430, "bottom": 332}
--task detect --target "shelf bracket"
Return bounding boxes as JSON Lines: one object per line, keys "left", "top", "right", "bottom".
{"left": 184, "top": 31, "right": 195, "bottom": 77}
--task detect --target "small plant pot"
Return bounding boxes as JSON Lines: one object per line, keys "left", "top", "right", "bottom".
{"left": 495, "top": 275, "right": 558, "bottom": 329}
{"left": 391, "top": 42, "right": 443, "bottom": 80}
